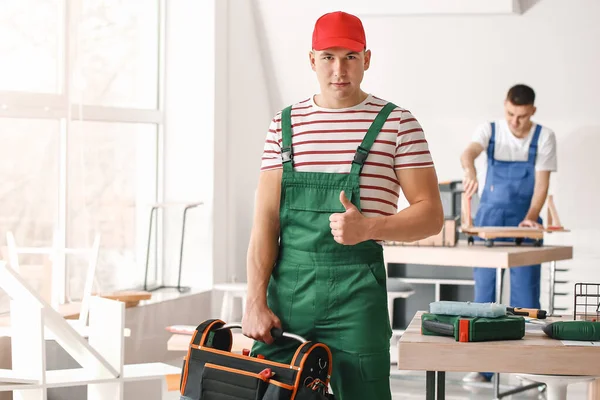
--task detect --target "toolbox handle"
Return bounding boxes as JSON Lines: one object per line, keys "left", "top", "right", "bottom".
{"left": 219, "top": 323, "right": 308, "bottom": 343}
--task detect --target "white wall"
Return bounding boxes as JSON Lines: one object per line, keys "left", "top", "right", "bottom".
{"left": 220, "top": 0, "right": 600, "bottom": 312}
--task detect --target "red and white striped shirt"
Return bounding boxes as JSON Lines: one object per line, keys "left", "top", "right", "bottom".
{"left": 261, "top": 94, "right": 434, "bottom": 217}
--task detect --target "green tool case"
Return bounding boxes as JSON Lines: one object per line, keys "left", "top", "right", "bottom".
{"left": 421, "top": 313, "right": 525, "bottom": 342}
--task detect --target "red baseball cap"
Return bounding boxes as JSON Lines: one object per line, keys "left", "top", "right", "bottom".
{"left": 312, "top": 11, "right": 366, "bottom": 53}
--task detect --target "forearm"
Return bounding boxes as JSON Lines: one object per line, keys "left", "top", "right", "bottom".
{"left": 525, "top": 177, "right": 550, "bottom": 221}
{"left": 366, "top": 199, "right": 444, "bottom": 242}
{"left": 246, "top": 223, "right": 279, "bottom": 305}
{"left": 460, "top": 151, "right": 476, "bottom": 173}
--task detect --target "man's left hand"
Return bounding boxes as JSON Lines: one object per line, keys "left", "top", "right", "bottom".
{"left": 519, "top": 219, "right": 543, "bottom": 229}
{"left": 329, "top": 191, "right": 368, "bottom": 245}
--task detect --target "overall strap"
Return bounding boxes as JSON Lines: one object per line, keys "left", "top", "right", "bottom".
{"left": 281, "top": 105, "right": 294, "bottom": 173}
{"left": 350, "top": 102, "right": 397, "bottom": 176}
{"left": 487, "top": 122, "right": 496, "bottom": 167}
{"left": 527, "top": 124, "right": 542, "bottom": 165}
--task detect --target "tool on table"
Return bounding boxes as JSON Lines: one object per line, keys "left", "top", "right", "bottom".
{"left": 542, "top": 321, "right": 600, "bottom": 341}
{"left": 430, "top": 301, "right": 547, "bottom": 319}
{"left": 421, "top": 313, "right": 525, "bottom": 342}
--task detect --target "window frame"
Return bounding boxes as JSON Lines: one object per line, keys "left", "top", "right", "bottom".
{"left": 0, "top": 0, "right": 166, "bottom": 305}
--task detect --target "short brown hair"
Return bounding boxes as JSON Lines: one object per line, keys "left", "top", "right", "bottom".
{"left": 507, "top": 84, "right": 535, "bottom": 106}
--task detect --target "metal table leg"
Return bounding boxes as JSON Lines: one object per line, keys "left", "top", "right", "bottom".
{"left": 549, "top": 260, "right": 556, "bottom": 316}
{"left": 493, "top": 372, "right": 546, "bottom": 399}
{"left": 437, "top": 371, "right": 445, "bottom": 399}
{"left": 143, "top": 206, "right": 158, "bottom": 291}
{"left": 426, "top": 371, "right": 435, "bottom": 400}
{"left": 425, "top": 371, "right": 446, "bottom": 400}
{"left": 494, "top": 373, "right": 500, "bottom": 398}
{"left": 143, "top": 203, "right": 201, "bottom": 292}
{"left": 495, "top": 268, "right": 505, "bottom": 303}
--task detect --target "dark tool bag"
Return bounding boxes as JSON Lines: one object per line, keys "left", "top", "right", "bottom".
{"left": 179, "top": 319, "right": 335, "bottom": 400}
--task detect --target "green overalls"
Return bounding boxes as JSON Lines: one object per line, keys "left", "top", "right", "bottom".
{"left": 251, "top": 103, "right": 396, "bottom": 400}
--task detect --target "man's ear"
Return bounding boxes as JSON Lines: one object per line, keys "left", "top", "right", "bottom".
{"left": 531, "top": 106, "right": 537, "bottom": 116}
{"left": 309, "top": 50, "right": 317, "bottom": 71}
{"left": 363, "top": 49, "right": 372, "bottom": 71}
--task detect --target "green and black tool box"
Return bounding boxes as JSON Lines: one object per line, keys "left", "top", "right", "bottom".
{"left": 179, "top": 319, "right": 335, "bottom": 400}
{"left": 421, "top": 313, "right": 525, "bottom": 342}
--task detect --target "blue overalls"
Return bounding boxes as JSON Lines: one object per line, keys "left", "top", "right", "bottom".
{"left": 473, "top": 122, "right": 543, "bottom": 309}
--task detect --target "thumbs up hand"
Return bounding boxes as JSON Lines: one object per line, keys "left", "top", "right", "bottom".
{"left": 329, "top": 190, "right": 368, "bottom": 245}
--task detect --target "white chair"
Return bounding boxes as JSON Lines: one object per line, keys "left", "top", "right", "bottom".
{"left": 516, "top": 373, "right": 596, "bottom": 400}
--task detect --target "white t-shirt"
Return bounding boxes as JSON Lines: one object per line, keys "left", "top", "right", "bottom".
{"left": 472, "top": 119, "right": 557, "bottom": 197}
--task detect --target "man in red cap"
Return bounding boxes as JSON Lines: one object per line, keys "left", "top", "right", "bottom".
{"left": 243, "top": 11, "right": 443, "bottom": 399}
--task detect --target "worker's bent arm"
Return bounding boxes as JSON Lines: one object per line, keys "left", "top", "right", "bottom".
{"left": 460, "top": 142, "right": 484, "bottom": 173}
{"left": 246, "top": 169, "right": 282, "bottom": 306}
{"left": 524, "top": 170, "right": 551, "bottom": 221}
{"left": 366, "top": 167, "right": 444, "bottom": 242}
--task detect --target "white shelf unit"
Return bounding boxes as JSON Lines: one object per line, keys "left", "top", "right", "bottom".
{"left": 0, "top": 261, "right": 179, "bottom": 399}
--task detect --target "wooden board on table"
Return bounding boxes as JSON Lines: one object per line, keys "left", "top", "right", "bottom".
{"left": 97, "top": 291, "right": 152, "bottom": 309}
{"left": 461, "top": 226, "right": 569, "bottom": 240}
{"left": 99, "top": 290, "right": 151, "bottom": 302}
{"left": 462, "top": 226, "right": 544, "bottom": 239}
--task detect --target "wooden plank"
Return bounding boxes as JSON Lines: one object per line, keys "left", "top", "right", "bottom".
{"left": 462, "top": 193, "right": 472, "bottom": 227}
{"left": 99, "top": 291, "right": 152, "bottom": 303}
{"left": 383, "top": 242, "right": 573, "bottom": 269}
{"left": 443, "top": 219, "right": 457, "bottom": 246}
{"left": 463, "top": 226, "right": 568, "bottom": 235}
{"left": 398, "top": 312, "right": 600, "bottom": 376}
{"left": 165, "top": 373, "right": 181, "bottom": 392}
{"left": 547, "top": 195, "right": 563, "bottom": 229}
{"left": 471, "top": 229, "right": 544, "bottom": 240}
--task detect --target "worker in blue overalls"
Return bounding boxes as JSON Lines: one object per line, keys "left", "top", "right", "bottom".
{"left": 460, "top": 84, "right": 557, "bottom": 383}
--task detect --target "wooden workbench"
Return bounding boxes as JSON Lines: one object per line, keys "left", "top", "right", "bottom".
{"left": 383, "top": 241, "right": 573, "bottom": 269}
{"left": 383, "top": 241, "right": 573, "bottom": 313}
{"left": 398, "top": 312, "right": 600, "bottom": 399}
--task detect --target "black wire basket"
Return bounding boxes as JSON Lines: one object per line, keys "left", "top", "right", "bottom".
{"left": 573, "top": 283, "right": 600, "bottom": 321}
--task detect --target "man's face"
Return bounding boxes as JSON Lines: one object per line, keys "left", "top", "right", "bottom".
{"left": 504, "top": 100, "right": 536, "bottom": 135}
{"left": 309, "top": 47, "right": 371, "bottom": 102}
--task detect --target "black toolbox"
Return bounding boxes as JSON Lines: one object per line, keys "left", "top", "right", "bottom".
{"left": 179, "top": 319, "right": 335, "bottom": 400}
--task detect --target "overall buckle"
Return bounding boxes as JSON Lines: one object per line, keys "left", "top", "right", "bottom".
{"left": 352, "top": 146, "right": 368, "bottom": 165}
{"left": 281, "top": 147, "right": 293, "bottom": 163}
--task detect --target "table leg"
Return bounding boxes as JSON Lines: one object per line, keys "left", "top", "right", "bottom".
{"left": 143, "top": 207, "right": 158, "bottom": 291}
{"left": 493, "top": 373, "right": 545, "bottom": 399}
{"left": 549, "top": 260, "right": 556, "bottom": 316}
{"left": 426, "top": 371, "right": 435, "bottom": 400}
{"left": 437, "top": 371, "right": 445, "bottom": 400}
{"left": 494, "top": 373, "right": 500, "bottom": 398}
{"left": 495, "top": 269, "right": 505, "bottom": 303}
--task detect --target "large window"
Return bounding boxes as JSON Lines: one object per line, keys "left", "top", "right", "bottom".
{"left": 0, "top": 0, "right": 163, "bottom": 311}
{"left": 0, "top": 0, "right": 61, "bottom": 93}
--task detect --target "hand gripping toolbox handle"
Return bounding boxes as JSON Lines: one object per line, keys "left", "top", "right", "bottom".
{"left": 218, "top": 323, "right": 308, "bottom": 343}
